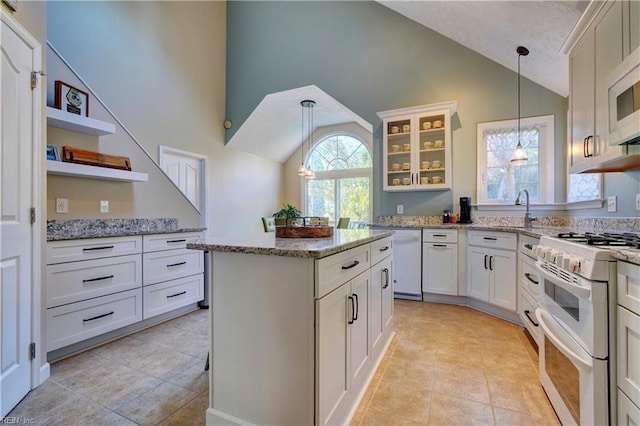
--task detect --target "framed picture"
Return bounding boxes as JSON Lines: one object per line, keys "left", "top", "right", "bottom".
{"left": 54, "top": 80, "right": 89, "bottom": 117}
{"left": 46, "top": 145, "right": 60, "bottom": 161}
{"left": 2, "top": 0, "right": 18, "bottom": 11}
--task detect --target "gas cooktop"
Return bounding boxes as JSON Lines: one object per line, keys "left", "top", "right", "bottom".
{"left": 556, "top": 232, "right": 640, "bottom": 249}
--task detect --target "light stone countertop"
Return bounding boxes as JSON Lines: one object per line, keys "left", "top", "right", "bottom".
{"left": 187, "top": 228, "right": 394, "bottom": 258}
{"left": 610, "top": 249, "right": 640, "bottom": 266}
{"left": 369, "top": 222, "right": 575, "bottom": 239}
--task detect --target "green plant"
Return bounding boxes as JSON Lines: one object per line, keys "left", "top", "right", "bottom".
{"left": 273, "top": 203, "right": 302, "bottom": 218}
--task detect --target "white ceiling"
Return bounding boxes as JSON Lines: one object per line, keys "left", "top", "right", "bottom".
{"left": 226, "top": 85, "right": 372, "bottom": 163}
{"left": 377, "top": 0, "right": 590, "bottom": 97}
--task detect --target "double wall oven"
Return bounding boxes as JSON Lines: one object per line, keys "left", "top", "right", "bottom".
{"left": 533, "top": 232, "right": 640, "bottom": 425}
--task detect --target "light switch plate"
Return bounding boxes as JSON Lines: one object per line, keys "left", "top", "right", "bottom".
{"left": 56, "top": 198, "right": 68, "bottom": 214}
{"left": 636, "top": 194, "right": 640, "bottom": 211}
{"left": 100, "top": 200, "right": 109, "bottom": 213}
{"left": 397, "top": 204, "right": 404, "bottom": 214}
{"left": 607, "top": 196, "right": 617, "bottom": 212}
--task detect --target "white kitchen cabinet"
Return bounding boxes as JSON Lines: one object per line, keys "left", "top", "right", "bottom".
{"left": 617, "top": 261, "right": 640, "bottom": 423}
{"left": 370, "top": 236, "right": 393, "bottom": 357}
{"left": 377, "top": 101, "right": 456, "bottom": 191}
{"left": 422, "top": 229, "right": 458, "bottom": 296}
{"left": 206, "top": 237, "right": 394, "bottom": 426}
{"left": 46, "top": 236, "right": 144, "bottom": 351}
{"left": 46, "top": 106, "right": 149, "bottom": 182}
{"left": 568, "top": 0, "right": 640, "bottom": 173}
{"left": 141, "top": 232, "right": 204, "bottom": 319}
{"left": 46, "top": 232, "right": 204, "bottom": 353}
{"left": 466, "top": 231, "right": 517, "bottom": 312}
{"left": 518, "top": 235, "right": 540, "bottom": 344}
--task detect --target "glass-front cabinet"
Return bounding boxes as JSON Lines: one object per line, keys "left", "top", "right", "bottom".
{"left": 378, "top": 101, "right": 456, "bottom": 191}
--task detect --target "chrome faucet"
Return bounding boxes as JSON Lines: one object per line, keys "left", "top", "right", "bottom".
{"left": 515, "top": 189, "right": 536, "bottom": 228}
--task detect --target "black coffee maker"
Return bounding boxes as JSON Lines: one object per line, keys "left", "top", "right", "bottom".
{"left": 459, "top": 197, "right": 473, "bottom": 224}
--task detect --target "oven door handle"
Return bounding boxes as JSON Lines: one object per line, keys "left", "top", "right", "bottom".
{"left": 535, "top": 307, "right": 593, "bottom": 372}
{"left": 535, "top": 261, "right": 591, "bottom": 299}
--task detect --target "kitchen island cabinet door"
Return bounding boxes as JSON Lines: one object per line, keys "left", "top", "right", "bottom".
{"left": 381, "top": 258, "right": 394, "bottom": 332}
{"left": 316, "top": 283, "right": 352, "bottom": 426}
{"left": 350, "top": 272, "right": 370, "bottom": 393}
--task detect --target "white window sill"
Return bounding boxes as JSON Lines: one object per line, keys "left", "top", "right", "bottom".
{"left": 476, "top": 199, "right": 605, "bottom": 211}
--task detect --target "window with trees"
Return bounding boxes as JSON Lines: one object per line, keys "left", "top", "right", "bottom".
{"left": 305, "top": 133, "right": 372, "bottom": 227}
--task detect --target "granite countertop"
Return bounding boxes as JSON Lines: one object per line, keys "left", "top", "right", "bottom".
{"left": 47, "top": 218, "right": 205, "bottom": 241}
{"left": 610, "top": 249, "right": 640, "bottom": 266}
{"left": 369, "top": 222, "right": 575, "bottom": 239}
{"left": 187, "top": 228, "right": 394, "bottom": 259}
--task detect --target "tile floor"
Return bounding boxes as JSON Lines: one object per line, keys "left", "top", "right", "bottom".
{"left": 7, "top": 300, "right": 559, "bottom": 425}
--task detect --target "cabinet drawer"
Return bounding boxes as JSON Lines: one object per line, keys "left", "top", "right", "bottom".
{"left": 519, "top": 253, "right": 539, "bottom": 299}
{"left": 47, "top": 236, "right": 142, "bottom": 265}
{"left": 142, "top": 232, "right": 203, "bottom": 253}
{"left": 618, "top": 261, "right": 640, "bottom": 314}
{"left": 519, "top": 285, "right": 540, "bottom": 345}
{"left": 423, "top": 229, "right": 457, "bottom": 243}
{"left": 519, "top": 235, "right": 539, "bottom": 259}
{"left": 143, "top": 248, "right": 204, "bottom": 285}
{"left": 46, "top": 288, "right": 142, "bottom": 351}
{"left": 46, "top": 254, "right": 142, "bottom": 308}
{"left": 143, "top": 274, "right": 204, "bottom": 320}
{"left": 468, "top": 231, "right": 517, "bottom": 251}
{"left": 370, "top": 236, "right": 393, "bottom": 266}
{"left": 316, "top": 245, "right": 370, "bottom": 299}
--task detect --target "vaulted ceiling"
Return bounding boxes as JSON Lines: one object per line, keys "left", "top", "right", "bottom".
{"left": 377, "top": 1, "right": 590, "bottom": 97}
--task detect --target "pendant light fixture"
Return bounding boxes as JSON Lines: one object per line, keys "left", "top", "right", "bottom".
{"left": 511, "top": 46, "right": 529, "bottom": 165}
{"left": 299, "top": 100, "right": 316, "bottom": 180}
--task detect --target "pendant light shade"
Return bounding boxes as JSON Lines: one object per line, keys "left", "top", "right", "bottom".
{"left": 299, "top": 100, "right": 316, "bottom": 180}
{"left": 511, "top": 46, "right": 529, "bottom": 165}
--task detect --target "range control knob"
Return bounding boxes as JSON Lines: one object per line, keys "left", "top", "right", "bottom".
{"left": 555, "top": 253, "right": 565, "bottom": 267}
{"left": 569, "top": 258, "right": 581, "bottom": 273}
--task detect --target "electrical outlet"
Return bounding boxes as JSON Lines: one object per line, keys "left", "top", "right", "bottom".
{"left": 397, "top": 204, "right": 404, "bottom": 214}
{"left": 607, "top": 196, "right": 617, "bottom": 212}
{"left": 55, "top": 198, "right": 68, "bottom": 214}
{"left": 636, "top": 194, "right": 640, "bottom": 211}
{"left": 100, "top": 200, "right": 109, "bottom": 213}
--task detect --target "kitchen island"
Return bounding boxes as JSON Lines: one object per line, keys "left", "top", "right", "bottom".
{"left": 188, "top": 229, "right": 395, "bottom": 426}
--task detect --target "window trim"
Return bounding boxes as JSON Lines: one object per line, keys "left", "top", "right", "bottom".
{"left": 476, "top": 114, "right": 555, "bottom": 206}
{"left": 302, "top": 129, "right": 373, "bottom": 224}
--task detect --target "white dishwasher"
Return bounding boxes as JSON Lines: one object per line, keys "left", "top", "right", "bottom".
{"left": 389, "top": 228, "right": 422, "bottom": 300}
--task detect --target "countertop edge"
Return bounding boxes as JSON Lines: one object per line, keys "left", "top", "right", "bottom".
{"left": 47, "top": 227, "right": 206, "bottom": 242}
{"left": 187, "top": 230, "right": 394, "bottom": 259}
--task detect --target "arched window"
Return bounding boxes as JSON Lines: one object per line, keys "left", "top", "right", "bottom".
{"left": 304, "top": 132, "right": 372, "bottom": 227}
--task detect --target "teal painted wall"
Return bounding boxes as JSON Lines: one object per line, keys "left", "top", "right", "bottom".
{"left": 226, "top": 1, "right": 639, "bottom": 218}
{"left": 225, "top": 1, "right": 571, "bottom": 218}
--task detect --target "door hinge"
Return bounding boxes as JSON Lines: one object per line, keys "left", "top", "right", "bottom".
{"left": 30, "top": 207, "right": 36, "bottom": 224}
{"left": 30, "top": 342, "right": 36, "bottom": 360}
{"left": 30, "top": 70, "right": 46, "bottom": 90}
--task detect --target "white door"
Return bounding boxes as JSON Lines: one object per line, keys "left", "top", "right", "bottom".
{"left": 1, "top": 11, "right": 41, "bottom": 418}
{"left": 349, "top": 272, "right": 369, "bottom": 392}
{"left": 423, "top": 242, "right": 458, "bottom": 295}
{"left": 392, "top": 229, "right": 421, "bottom": 297}
{"left": 159, "top": 145, "right": 206, "bottom": 218}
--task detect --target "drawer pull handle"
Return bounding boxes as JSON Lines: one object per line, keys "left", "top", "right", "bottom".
{"left": 167, "top": 239, "right": 187, "bottom": 243}
{"left": 433, "top": 234, "right": 447, "bottom": 238}
{"left": 524, "top": 244, "right": 533, "bottom": 250}
{"left": 524, "top": 273, "right": 539, "bottom": 285}
{"left": 347, "top": 296, "right": 355, "bottom": 324}
{"left": 524, "top": 310, "right": 539, "bottom": 327}
{"left": 167, "top": 291, "right": 187, "bottom": 299}
{"left": 382, "top": 268, "right": 390, "bottom": 289}
{"left": 379, "top": 246, "right": 390, "bottom": 252}
{"left": 484, "top": 254, "right": 488, "bottom": 270}
{"left": 433, "top": 244, "right": 447, "bottom": 248}
{"left": 483, "top": 237, "right": 498, "bottom": 241}
{"left": 83, "top": 245, "right": 115, "bottom": 252}
{"left": 166, "top": 261, "right": 187, "bottom": 268}
{"left": 83, "top": 275, "right": 114, "bottom": 283}
{"left": 489, "top": 255, "right": 494, "bottom": 271}
{"left": 341, "top": 260, "right": 360, "bottom": 270}
{"left": 353, "top": 293, "right": 359, "bottom": 321}
{"left": 83, "top": 311, "right": 114, "bottom": 323}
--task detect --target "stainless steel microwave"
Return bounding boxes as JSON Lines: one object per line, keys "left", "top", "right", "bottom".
{"left": 608, "top": 47, "right": 640, "bottom": 145}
